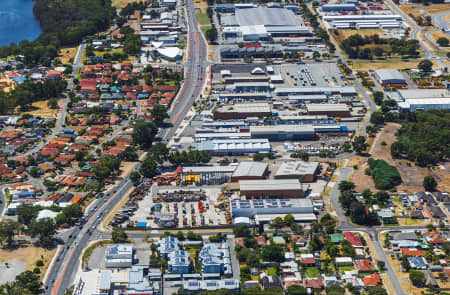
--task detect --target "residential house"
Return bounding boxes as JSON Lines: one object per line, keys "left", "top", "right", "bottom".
{"left": 336, "top": 257, "right": 353, "bottom": 266}
{"left": 363, "top": 273, "right": 381, "bottom": 287}
{"left": 408, "top": 256, "right": 428, "bottom": 269}
{"left": 261, "top": 275, "right": 281, "bottom": 290}
{"left": 344, "top": 232, "right": 363, "bottom": 247}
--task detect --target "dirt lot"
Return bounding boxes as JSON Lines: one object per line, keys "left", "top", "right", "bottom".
{"left": 400, "top": 4, "right": 450, "bottom": 20}
{"left": 430, "top": 31, "right": 450, "bottom": 52}
{"left": 58, "top": 47, "right": 78, "bottom": 64}
{"left": 0, "top": 245, "right": 56, "bottom": 280}
{"left": 351, "top": 60, "right": 438, "bottom": 71}
{"left": 350, "top": 123, "right": 450, "bottom": 193}
{"left": 21, "top": 100, "right": 62, "bottom": 118}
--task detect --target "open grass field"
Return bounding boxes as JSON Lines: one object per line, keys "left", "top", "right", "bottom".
{"left": 350, "top": 123, "right": 450, "bottom": 193}
{"left": 195, "top": 10, "right": 210, "bottom": 26}
{"left": 93, "top": 48, "right": 124, "bottom": 57}
{"left": 306, "top": 267, "right": 319, "bottom": 278}
{"left": 58, "top": 46, "right": 78, "bottom": 64}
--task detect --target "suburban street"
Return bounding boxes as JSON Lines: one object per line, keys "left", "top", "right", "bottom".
{"left": 47, "top": 0, "right": 207, "bottom": 293}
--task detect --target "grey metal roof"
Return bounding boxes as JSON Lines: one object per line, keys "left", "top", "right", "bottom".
{"left": 239, "top": 179, "right": 303, "bottom": 191}
{"left": 275, "top": 161, "right": 319, "bottom": 177}
{"left": 232, "top": 161, "right": 268, "bottom": 177}
{"left": 374, "top": 69, "right": 406, "bottom": 82}
{"left": 236, "top": 8, "right": 300, "bottom": 27}
{"left": 306, "top": 104, "right": 349, "bottom": 112}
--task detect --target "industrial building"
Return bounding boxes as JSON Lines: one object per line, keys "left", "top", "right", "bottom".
{"left": 105, "top": 244, "right": 133, "bottom": 268}
{"left": 322, "top": 4, "right": 357, "bottom": 11}
{"left": 231, "top": 161, "right": 268, "bottom": 182}
{"left": 177, "top": 165, "right": 236, "bottom": 185}
{"left": 274, "top": 86, "right": 357, "bottom": 97}
{"left": 323, "top": 15, "right": 404, "bottom": 30}
{"left": 394, "top": 89, "right": 450, "bottom": 111}
{"left": 250, "top": 125, "right": 316, "bottom": 141}
{"left": 97, "top": 266, "right": 159, "bottom": 295}
{"left": 218, "top": 92, "right": 272, "bottom": 101}
{"left": 194, "top": 139, "right": 271, "bottom": 155}
{"left": 213, "top": 103, "right": 271, "bottom": 120}
{"left": 220, "top": 45, "right": 283, "bottom": 59}
{"left": 199, "top": 243, "right": 232, "bottom": 275}
{"left": 374, "top": 69, "right": 407, "bottom": 86}
{"left": 239, "top": 179, "right": 306, "bottom": 198}
{"left": 275, "top": 161, "right": 320, "bottom": 182}
{"left": 230, "top": 198, "right": 316, "bottom": 223}
{"left": 306, "top": 104, "right": 351, "bottom": 117}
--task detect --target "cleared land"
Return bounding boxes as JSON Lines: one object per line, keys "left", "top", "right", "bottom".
{"left": 400, "top": 4, "right": 450, "bottom": 20}
{"left": 351, "top": 60, "right": 438, "bottom": 71}
{"left": 21, "top": 99, "right": 62, "bottom": 118}
{"left": 350, "top": 123, "right": 450, "bottom": 193}
{"left": 430, "top": 31, "right": 450, "bottom": 52}
{"left": 58, "top": 47, "right": 78, "bottom": 64}
{"left": 332, "top": 29, "right": 387, "bottom": 44}
{"left": 0, "top": 245, "right": 56, "bottom": 280}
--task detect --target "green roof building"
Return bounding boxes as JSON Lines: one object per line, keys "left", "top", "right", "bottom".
{"left": 330, "top": 233, "right": 344, "bottom": 244}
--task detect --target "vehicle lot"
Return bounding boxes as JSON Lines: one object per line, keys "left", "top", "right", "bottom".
{"left": 130, "top": 186, "right": 229, "bottom": 228}
{"left": 280, "top": 63, "right": 347, "bottom": 88}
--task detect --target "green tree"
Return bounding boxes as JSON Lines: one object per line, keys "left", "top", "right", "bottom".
{"left": 253, "top": 152, "right": 264, "bottom": 161}
{"left": 370, "top": 112, "right": 384, "bottom": 125}
{"left": 130, "top": 171, "right": 141, "bottom": 183}
{"left": 352, "top": 136, "right": 367, "bottom": 154}
{"left": 423, "top": 175, "right": 437, "bottom": 191}
{"left": 61, "top": 204, "right": 83, "bottom": 225}
{"left": 338, "top": 181, "right": 355, "bottom": 192}
{"left": 150, "top": 142, "right": 169, "bottom": 164}
{"left": 151, "top": 105, "right": 169, "bottom": 126}
{"left": 0, "top": 220, "right": 21, "bottom": 248}
{"left": 17, "top": 204, "right": 39, "bottom": 226}
{"left": 139, "top": 155, "right": 158, "bottom": 178}
{"left": 437, "top": 37, "right": 449, "bottom": 47}
{"left": 418, "top": 59, "right": 432, "bottom": 72}
{"left": 287, "top": 285, "right": 307, "bottom": 295}
{"left": 261, "top": 244, "right": 285, "bottom": 262}
{"left": 29, "top": 218, "right": 56, "bottom": 247}
{"left": 14, "top": 270, "right": 42, "bottom": 295}
{"left": 373, "top": 91, "right": 384, "bottom": 105}
{"left": 270, "top": 217, "right": 285, "bottom": 234}
{"left": 47, "top": 98, "right": 58, "bottom": 109}
{"left": 233, "top": 224, "right": 251, "bottom": 237}
{"left": 133, "top": 121, "right": 157, "bottom": 148}
{"left": 112, "top": 227, "right": 128, "bottom": 243}
{"left": 409, "top": 269, "right": 425, "bottom": 287}
{"left": 205, "top": 26, "right": 218, "bottom": 43}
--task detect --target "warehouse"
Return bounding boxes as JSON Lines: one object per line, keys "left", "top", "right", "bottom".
{"left": 274, "top": 86, "right": 357, "bottom": 97}
{"left": 177, "top": 166, "right": 236, "bottom": 186}
{"left": 398, "top": 98, "right": 450, "bottom": 112}
{"left": 213, "top": 102, "right": 271, "bottom": 120}
{"left": 230, "top": 199, "right": 316, "bottom": 223}
{"left": 232, "top": 82, "right": 271, "bottom": 93}
{"left": 250, "top": 125, "right": 316, "bottom": 141}
{"left": 323, "top": 15, "right": 403, "bottom": 30}
{"left": 194, "top": 132, "right": 251, "bottom": 142}
{"left": 231, "top": 161, "right": 268, "bottom": 182}
{"left": 374, "top": 69, "right": 407, "bottom": 86}
{"left": 236, "top": 7, "right": 299, "bottom": 27}
{"left": 396, "top": 89, "right": 450, "bottom": 100}
{"left": 195, "top": 139, "right": 271, "bottom": 155}
{"left": 218, "top": 93, "right": 272, "bottom": 101}
{"left": 220, "top": 45, "right": 283, "bottom": 59}
{"left": 322, "top": 4, "right": 357, "bottom": 11}
{"left": 275, "top": 161, "right": 320, "bottom": 182}
{"left": 239, "top": 179, "right": 306, "bottom": 198}
{"left": 306, "top": 104, "right": 351, "bottom": 117}
{"left": 224, "top": 76, "right": 269, "bottom": 84}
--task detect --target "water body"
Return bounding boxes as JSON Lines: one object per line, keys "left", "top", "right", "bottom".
{"left": 0, "top": 0, "right": 42, "bottom": 46}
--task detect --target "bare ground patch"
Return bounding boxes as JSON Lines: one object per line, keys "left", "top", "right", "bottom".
{"left": 350, "top": 123, "right": 450, "bottom": 193}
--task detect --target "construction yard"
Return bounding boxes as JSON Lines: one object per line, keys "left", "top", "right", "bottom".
{"left": 350, "top": 123, "right": 450, "bottom": 193}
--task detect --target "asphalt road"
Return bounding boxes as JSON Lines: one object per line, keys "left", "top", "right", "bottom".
{"left": 25, "top": 44, "right": 85, "bottom": 158}
{"left": 47, "top": 0, "right": 207, "bottom": 293}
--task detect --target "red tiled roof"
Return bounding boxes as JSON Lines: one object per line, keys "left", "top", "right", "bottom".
{"left": 301, "top": 259, "right": 316, "bottom": 264}
{"left": 344, "top": 232, "right": 363, "bottom": 247}
{"left": 355, "top": 259, "right": 371, "bottom": 272}
{"left": 363, "top": 274, "right": 381, "bottom": 286}
{"left": 401, "top": 248, "right": 425, "bottom": 256}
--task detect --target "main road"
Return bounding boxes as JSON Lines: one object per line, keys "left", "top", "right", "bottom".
{"left": 47, "top": 0, "right": 207, "bottom": 293}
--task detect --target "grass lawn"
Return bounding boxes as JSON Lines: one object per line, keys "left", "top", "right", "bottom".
{"left": 267, "top": 267, "right": 278, "bottom": 276}
{"left": 338, "top": 266, "right": 355, "bottom": 274}
{"left": 306, "top": 267, "right": 320, "bottom": 278}
{"left": 195, "top": 12, "right": 211, "bottom": 26}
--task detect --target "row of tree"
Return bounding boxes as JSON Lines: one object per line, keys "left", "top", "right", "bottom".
{"left": 0, "top": 79, "right": 67, "bottom": 114}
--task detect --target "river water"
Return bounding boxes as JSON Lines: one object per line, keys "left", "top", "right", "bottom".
{"left": 0, "top": 0, "right": 42, "bottom": 46}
